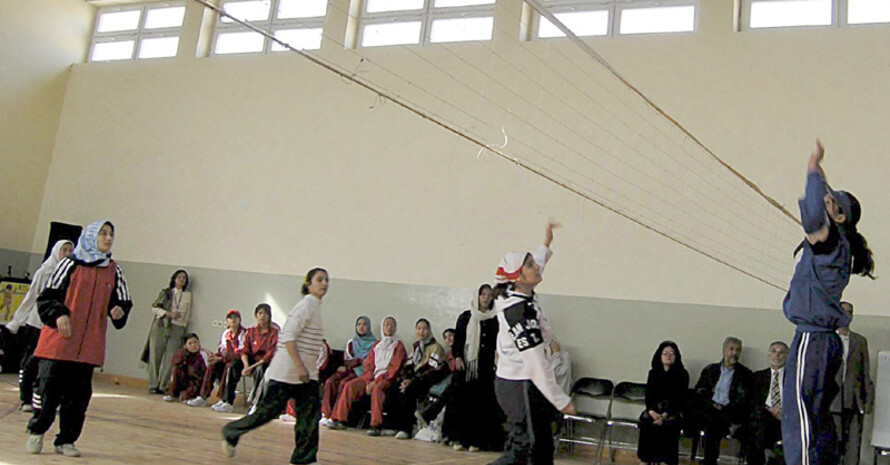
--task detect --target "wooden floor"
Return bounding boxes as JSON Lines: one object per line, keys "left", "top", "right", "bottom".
{"left": 0, "top": 373, "right": 616, "bottom": 465}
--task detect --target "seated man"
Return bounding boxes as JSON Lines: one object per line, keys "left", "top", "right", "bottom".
{"left": 694, "top": 336, "right": 753, "bottom": 465}
{"left": 746, "top": 341, "right": 788, "bottom": 465}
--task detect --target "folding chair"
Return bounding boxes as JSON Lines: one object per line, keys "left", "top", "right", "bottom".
{"left": 604, "top": 381, "right": 646, "bottom": 462}
{"left": 557, "top": 377, "right": 613, "bottom": 463}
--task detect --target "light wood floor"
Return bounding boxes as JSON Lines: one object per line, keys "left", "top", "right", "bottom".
{"left": 0, "top": 373, "right": 618, "bottom": 465}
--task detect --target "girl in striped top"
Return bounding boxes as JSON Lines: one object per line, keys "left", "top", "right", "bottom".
{"left": 222, "top": 267, "right": 327, "bottom": 465}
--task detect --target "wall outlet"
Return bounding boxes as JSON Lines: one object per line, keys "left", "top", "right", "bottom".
{"left": 211, "top": 320, "right": 225, "bottom": 328}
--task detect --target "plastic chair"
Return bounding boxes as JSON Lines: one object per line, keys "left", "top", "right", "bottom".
{"left": 557, "top": 377, "right": 613, "bottom": 463}
{"left": 604, "top": 381, "right": 647, "bottom": 462}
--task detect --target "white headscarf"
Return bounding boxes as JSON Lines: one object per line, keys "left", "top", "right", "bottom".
{"left": 6, "top": 240, "right": 73, "bottom": 332}
{"left": 465, "top": 287, "right": 497, "bottom": 380}
{"left": 373, "top": 315, "right": 399, "bottom": 379}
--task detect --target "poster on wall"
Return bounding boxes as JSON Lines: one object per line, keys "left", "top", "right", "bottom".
{"left": 0, "top": 278, "right": 30, "bottom": 323}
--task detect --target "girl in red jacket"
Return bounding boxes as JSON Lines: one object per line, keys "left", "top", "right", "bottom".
{"left": 27, "top": 220, "right": 132, "bottom": 457}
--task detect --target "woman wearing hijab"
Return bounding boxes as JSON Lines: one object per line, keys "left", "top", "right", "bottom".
{"left": 5, "top": 240, "right": 74, "bottom": 412}
{"left": 386, "top": 318, "right": 448, "bottom": 439}
{"left": 443, "top": 283, "right": 504, "bottom": 451}
{"left": 637, "top": 341, "right": 689, "bottom": 465}
{"left": 327, "top": 316, "right": 406, "bottom": 435}
{"left": 320, "top": 315, "right": 377, "bottom": 425}
{"left": 146, "top": 269, "right": 192, "bottom": 394}
{"left": 26, "top": 220, "right": 132, "bottom": 457}
{"left": 491, "top": 222, "right": 575, "bottom": 465}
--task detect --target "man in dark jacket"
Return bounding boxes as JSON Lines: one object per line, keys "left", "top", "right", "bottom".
{"left": 831, "top": 301, "right": 874, "bottom": 465}
{"left": 747, "top": 341, "right": 788, "bottom": 465}
{"left": 694, "top": 336, "right": 753, "bottom": 465}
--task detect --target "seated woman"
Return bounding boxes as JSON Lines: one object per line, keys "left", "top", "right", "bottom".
{"left": 186, "top": 310, "right": 245, "bottom": 410}
{"left": 240, "top": 303, "right": 279, "bottom": 410}
{"left": 637, "top": 341, "right": 689, "bottom": 465}
{"left": 164, "top": 333, "right": 213, "bottom": 403}
{"left": 320, "top": 316, "right": 377, "bottom": 425}
{"left": 386, "top": 318, "right": 448, "bottom": 439}
{"left": 327, "top": 316, "right": 406, "bottom": 435}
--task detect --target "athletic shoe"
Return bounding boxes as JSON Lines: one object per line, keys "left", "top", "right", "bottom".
{"left": 366, "top": 428, "right": 382, "bottom": 437}
{"left": 325, "top": 421, "right": 346, "bottom": 430}
{"left": 468, "top": 446, "right": 480, "bottom": 452}
{"left": 453, "top": 443, "right": 466, "bottom": 451}
{"left": 221, "top": 440, "right": 236, "bottom": 458}
{"left": 279, "top": 414, "right": 296, "bottom": 422}
{"left": 20, "top": 403, "right": 34, "bottom": 413}
{"left": 213, "top": 402, "right": 234, "bottom": 413}
{"left": 211, "top": 399, "right": 225, "bottom": 408}
{"left": 381, "top": 429, "right": 397, "bottom": 437}
{"left": 162, "top": 395, "right": 176, "bottom": 402}
{"left": 26, "top": 434, "right": 43, "bottom": 454}
{"left": 186, "top": 397, "right": 207, "bottom": 407}
{"left": 54, "top": 444, "right": 81, "bottom": 457}
{"left": 319, "top": 417, "right": 333, "bottom": 427}
{"left": 395, "top": 431, "right": 410, "bottom": 440}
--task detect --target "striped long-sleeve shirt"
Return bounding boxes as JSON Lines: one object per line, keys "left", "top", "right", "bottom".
{"left": 265, "top": 294, "right": 324, "bottom": 384}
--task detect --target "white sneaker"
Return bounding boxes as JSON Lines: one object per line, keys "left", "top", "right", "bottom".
{"left": 55, "top": 444, "right": 81, "bottom": 457}
{"left": 395, "top": 431, "right": 410, "bottom": 440}
{"left": 319, "top": 418, "right": 334, "bottom": 427}
{"left": 26, "top": 434, "right": 43, "bottom": 454}
{"left": 211, "top": 399, "right": 225, "bottom": 408}
{"left": 20, "top": 403, "right": 34, "bottom": 413}
{"left": 213, "top": 402, "right": 234, "bottom": 413}
{"left": 162, "top": 395, "right": 176, "bottom": 402}
{"left": 279, "top": 414, "right": 296, "bottom": 422}
{"left": 186, "top": 397, "right": 207, "bottom": 407}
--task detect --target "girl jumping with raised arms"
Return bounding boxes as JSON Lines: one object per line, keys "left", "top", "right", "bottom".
{"left": 782, "top": 141, "right": 874, "bottom": 465}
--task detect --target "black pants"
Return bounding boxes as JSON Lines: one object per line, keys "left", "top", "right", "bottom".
{"left": 833, "top": 409, "right": 864, "bottom": 465}
{"left": 746, "top": 407, "right": 783, "bottom": 465}
{"left": 18, "top": 325, "right": 41, "bottom": 405}
{"left": 223, "top": 379, "right": 320, "bottom": 464}
{"left": 387, "top": 377, "right": 432, "bottom": 433}
{"left": 28, "top": 359, "right": 94, "bottom": 446}
{"left": 702, "top": 404, "right": 743, "bottom": 465}
{"left": 491, "top": 377, "right": 556, "bottom": 465}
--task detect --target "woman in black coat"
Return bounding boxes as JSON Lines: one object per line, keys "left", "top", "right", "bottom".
{"left": 637, "top": 340, "right": 689, "bottom": 465}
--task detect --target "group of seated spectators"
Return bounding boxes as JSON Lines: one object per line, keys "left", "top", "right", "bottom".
{"left": 637, "top": 301, "right": 873, "bottom": 465}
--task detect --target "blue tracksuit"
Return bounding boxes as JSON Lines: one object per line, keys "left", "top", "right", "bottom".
{"left": 781, "top": 171, "right": 852, "bottom": 465}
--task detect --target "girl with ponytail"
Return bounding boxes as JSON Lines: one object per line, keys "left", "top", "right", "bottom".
{"left": 781, "top": 141, "right": 875, "bottom": 465}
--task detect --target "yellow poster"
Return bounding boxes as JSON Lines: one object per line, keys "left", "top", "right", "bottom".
{"left": 0, "top": 280, "right": 30, "bottom": 323}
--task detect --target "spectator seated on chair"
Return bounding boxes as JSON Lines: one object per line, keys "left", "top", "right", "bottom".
{"left": 327, "top": 316, "right": 406, "bottom": 435}
{"left": 693, "top": 336, "right": 753, "bottom": 465}
{"left": 319, "top": 316, "right": 377, "bottom": 426}
{"left": 637, "top": 341, "right": 689, "bottom": 465}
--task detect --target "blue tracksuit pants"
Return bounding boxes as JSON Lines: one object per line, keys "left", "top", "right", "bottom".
{"left": 782, "top": 331, "right": 842, "bottom": 465}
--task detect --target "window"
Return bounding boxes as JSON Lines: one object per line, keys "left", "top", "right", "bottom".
{"left": 531, "top": 0, "right": 696, "bottom": 39}
{"left": 90, "top": 2, "right": 186, "bottom": 61}
{"left": 742, "top": 0, "right": 890, "bottom": 29}
{"left": 846, "top": 0, "right": 890, "bottom": 25}
{"left": 213, "top": 0, "right": 327, "bottom": 55}
{"left": 359, "top": 0, "right": 496, "bottom": 47}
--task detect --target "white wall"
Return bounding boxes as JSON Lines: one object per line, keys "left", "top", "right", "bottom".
{"left": 32, "top": 1, "right": 890, "bottom": 315}
{"left": 0, "top": 0, "right": 94, "bottom": 254}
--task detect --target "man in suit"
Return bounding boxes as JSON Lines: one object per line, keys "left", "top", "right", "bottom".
{"left": 695, "top": 336, "right": 753, "bottom": 465}
{"left": 832, "top": 301, "right": 874, "bottom": 465}
{"left": 746, "top": 341, "right": 788, "bottom": 465}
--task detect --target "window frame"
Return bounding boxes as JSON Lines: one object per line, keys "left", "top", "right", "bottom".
{"left": 530, "top": 0, "right": 698, "bottom": 40}
{"left": 211, "top": 0, "right": 327, "bottom": 55}
{"left": 89, "top": 2, "right": 187, "bottom": 62}
{"left": 357, "top": 0, "right": 496, "bottom": 47}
